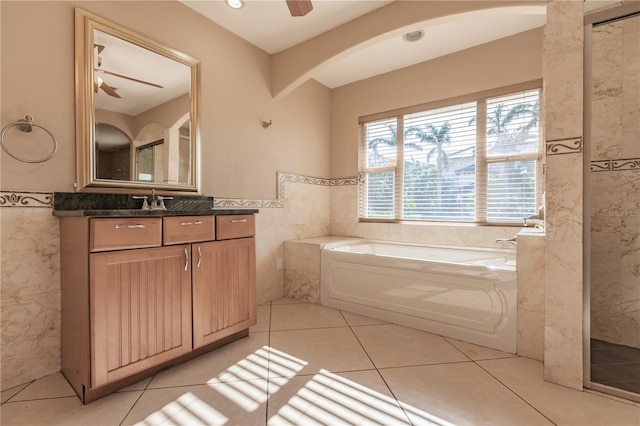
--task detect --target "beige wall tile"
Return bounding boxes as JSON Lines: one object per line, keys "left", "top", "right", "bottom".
{"left": 544, "top": 326, "right": 583, "bottom": 390}
{"left": 545, "top": 153, "right": 583, "bottom": 243}
{"left": 543, "top": 1, "right": 584, "bottom": 141}
{"left": 545, "top": 241, "right": 583, "bottom": 332}
{"left": 1, "top": 208, "right": 61, "bottom": 390}
{"left": 517, "top": 309, "right": 545, "bottom": 361}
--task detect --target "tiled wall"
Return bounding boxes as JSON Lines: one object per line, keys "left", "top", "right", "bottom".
{"left": 590, "top": 14, "right": 640, "bottom": 349}
{"left": 542, "top": 1, "right": 584, "bottom": 391}
{"left": 0, "top": 173, "right": 334, "bottom": 390}
{"left": 516, "top": 230, "right": 545, "bottom": 361}
{"left": 0, "top": 192, "right": 61, "bottom": 390}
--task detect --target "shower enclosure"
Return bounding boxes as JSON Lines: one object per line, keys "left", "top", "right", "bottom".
{"left": 584, "top": 3, "right": 640, "bottom": 402}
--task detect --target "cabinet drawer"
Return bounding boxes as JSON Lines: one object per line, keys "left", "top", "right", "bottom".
{"left": 216, "top": 215, "right": 255, "bottom": 240}
{"left": 90, "top": 218, "right": 162, "bottom": 252}
{"left": 163, "top": 216, "right": 215, "bottom": 245}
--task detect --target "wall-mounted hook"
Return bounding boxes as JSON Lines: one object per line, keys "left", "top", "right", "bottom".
{"left": 261, "top": 120, "right": 272, "bottom": 129}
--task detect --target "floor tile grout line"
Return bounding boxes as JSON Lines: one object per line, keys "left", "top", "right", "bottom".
{"left": 340, "top": 309, "right": 559, "bottom": 425}
{"left": 2, "top": 395, "right": 79, "bottom": 404}
{"left": 339, "top": 310, "right": 414, "bottom": 426}
{"left": 118, "top": 373, "right": 156, "bottom": 426}
{"left": 270, "top": 324, "right": 351, "bottom": 333}
{"left": 265, "top": 300, "right": 273, "bottom": 425}
{"left": 1, "top": 381, "right": 35, "bottom": 404}
{"left": 473, "top": 361, "right": 558, "bottom": 426}
{"left": 441, "top": 336, "right": 476, "bottom": 363}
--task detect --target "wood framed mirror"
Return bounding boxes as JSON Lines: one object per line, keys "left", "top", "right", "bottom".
{"left": 75, "top": 8, "right": 200, "bottom": 193}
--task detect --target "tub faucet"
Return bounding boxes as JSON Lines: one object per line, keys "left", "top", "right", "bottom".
{"left": 524, "top": 214, "right": 539, "bottom": 226}
{"left": 495, "top": 236, "right": 517, "bottom": 246}
{"left": 524, "top": 214, "right": 545, "bottom": 230}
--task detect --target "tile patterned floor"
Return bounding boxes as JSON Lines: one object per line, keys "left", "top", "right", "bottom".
{"left": 1, "top": 298, "right": 639, "bottom": 426}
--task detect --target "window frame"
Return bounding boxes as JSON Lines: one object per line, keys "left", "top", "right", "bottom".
{"left": 358, "top": 80, "right": 544, "bottom": 226}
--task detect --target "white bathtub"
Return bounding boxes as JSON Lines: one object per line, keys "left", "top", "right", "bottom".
{"left": 320, "top": 240, "right": 517, "bottom": 353}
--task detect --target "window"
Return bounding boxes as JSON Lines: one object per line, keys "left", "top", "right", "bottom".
{"left": 359, "top": 82, "right": 542, "bottom": 224}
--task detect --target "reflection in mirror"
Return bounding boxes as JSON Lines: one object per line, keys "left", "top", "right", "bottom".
{"left": 136, "top": 140, "right": 161, "bottom": 182}
{"left": 75, "top": 8, "right": 199, "bottom": 192}
{"left": 95, "top": 123, "right": 131, "bottom": 180}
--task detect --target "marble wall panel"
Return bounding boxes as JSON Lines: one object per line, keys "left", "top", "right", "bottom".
{"left": 516, "top": 232, "right": 545, "bottom": 361}
{"left": 283, "top": 237, "right": 357, "bottom": 304}
{"left": 542, "top": 0, "right": 584, "bottom": 391}
{"left": 545, "top": 241, "right": 583, "bottom": 332}
{"left": 249, "top": 178, "right": 332, "bottom": 304}
{"left": 517, "top": 233, "right": 546, "bottom": 314}
{"left": 544, "top": 326, "right": 583, "bottom": 390}
{"left": 592, "top": 20, "right": 624, "bottom": 160}
{"left": 517, "top": 309, "right": 545, "bottom": 362}
{"left": 622, "top": 16, "right": 640, "bottom": 158}
{"left": 590, "top": 171, "right": 621, "bottom": 233}
{"left": 284, "top": 241, "right": 321, "bottom": 304}
{"left": 1, "top": 205, "right": 61, "bottom": 390}
{"left": 543, "top": 1, "right": 584, "bottom": 141}
{"left": 545, "top": 152, "right": 583, "bottom": 243}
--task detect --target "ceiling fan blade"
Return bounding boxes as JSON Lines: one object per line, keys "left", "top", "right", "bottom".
{"left": 94, "top": 69, "right": 164, "bottom": 89}
{"left": 286, "top": 0, "right": 313, "bottom": 17}
{"left": 99, "top": 81, "right": 121, "bottom": 98}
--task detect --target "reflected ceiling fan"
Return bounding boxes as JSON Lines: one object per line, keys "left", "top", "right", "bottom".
{"left": 286, "top": 0, "right": 313, "bottom": 17}
{"left": 228, "top": 0, "right": 313, "bottom": 16}
{"left": 93, "top": 44, "right": 163, "bottom": 99}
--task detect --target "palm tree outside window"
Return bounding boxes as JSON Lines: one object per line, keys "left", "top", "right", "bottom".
{"left": 359, "top": 82, "right": 542, "bottom": 224}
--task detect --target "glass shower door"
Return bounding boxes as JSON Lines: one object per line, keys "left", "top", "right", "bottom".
{"left": 586, "top": 5, "right": 640, "bottom": 401}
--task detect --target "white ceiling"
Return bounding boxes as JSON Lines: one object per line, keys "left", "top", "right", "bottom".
{"left": 182, "top": 0, "right": 547, "bottom": 89}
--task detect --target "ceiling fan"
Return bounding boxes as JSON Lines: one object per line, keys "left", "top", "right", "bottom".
{"left": 93, "top": 44, "right": 163, "bottom": 99}
{"left": 286, "top": 0, "right": 313, "bottom": 17}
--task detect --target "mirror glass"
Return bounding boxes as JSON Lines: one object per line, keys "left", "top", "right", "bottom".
{"left": 75, "top": 9, "right": 199, "bottom": 192}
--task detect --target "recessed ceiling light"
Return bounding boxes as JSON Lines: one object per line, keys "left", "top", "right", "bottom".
{"left": 226, "top": 0, "right": 244, "bottom": 10}
{"left": 403, "top": 30, "right": 424, "bottom": 42}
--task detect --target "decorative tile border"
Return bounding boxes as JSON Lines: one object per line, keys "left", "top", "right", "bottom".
{"left": 1, "top": 173, "right": 357, "bottom": 210}
{"left": 546, "top": 137, "right": 583, "bottom": 155}
{"left": 214, "top": 172, "right": 357, "bottom": 209}
{"left": 0, "top": 191, "right": 53, "bottom": 208}
{"left": 591, "top": 157, "right": 640, "bottom": 172}
{"left": 612, "top": 158, "right": 640, "bottom": 171}
{"left": 591, "top": 160, "right": 611, "bottom": 172}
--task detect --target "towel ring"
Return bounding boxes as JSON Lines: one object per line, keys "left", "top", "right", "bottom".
{"left": 1, "top": 115, "right": 58, "bottom": 163}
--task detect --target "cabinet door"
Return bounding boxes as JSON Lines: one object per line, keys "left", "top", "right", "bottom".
{"left": 192, "top": 238, "right": 256, "bottom": 348}
{"left": 90, "top": 245, "right": 192, "bottom": 388}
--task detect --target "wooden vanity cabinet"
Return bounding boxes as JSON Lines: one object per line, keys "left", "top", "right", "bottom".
{"left": 193, "top": 238, "right": 256, "bottom": 348}
{"left": 90, "top": 245, "right": 192, "bottom": 387}
{"left": 59, "top": 213, "right": 256, "bottom": 403}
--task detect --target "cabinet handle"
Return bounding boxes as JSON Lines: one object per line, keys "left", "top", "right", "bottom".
{"left": 197, "top": 246, "right": 202, "bottom": 268}
{"left": 180, "top": 221, "right": 203, "bottom": 226}
{"left": 114, "top": 224, "right": 145, "bottom": 229}
{"left": 230, "top": 219, "right": 247, "bottom": 223}
{"left": 184, "top": 247, "right": 189, "bottom": 271}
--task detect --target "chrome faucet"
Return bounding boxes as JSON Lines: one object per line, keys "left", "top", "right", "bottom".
{"left": 132, "top": 195, "right": 150, "bottom": 210}
{"left": 149, "top": 190, "right": 173, "bottom": 210}
{"left": 495, "top": 236, "right": 517, "bottom": 246}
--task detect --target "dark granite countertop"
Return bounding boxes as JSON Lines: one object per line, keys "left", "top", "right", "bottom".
{"left": 52, "top": 192, "right": 257, "bottom": 217}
